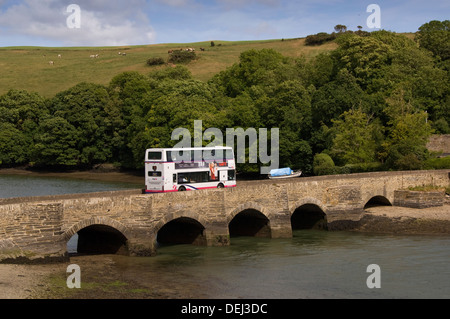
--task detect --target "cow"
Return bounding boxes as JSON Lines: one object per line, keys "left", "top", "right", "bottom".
{"left": 58, "top": 54, "right": 61, "bottom": 58}
{"left": 49, "top": 61, "right": 54, "bottom": 65}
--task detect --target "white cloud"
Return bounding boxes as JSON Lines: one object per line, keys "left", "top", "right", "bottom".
{"left": 216, "top": 0, "right": 280, "bottom": 9}
{"left": 0, "top": 0, "right": 156, "bottom": 46}
{"left": 155, "top": 0, "right": 192, "bottom": 6}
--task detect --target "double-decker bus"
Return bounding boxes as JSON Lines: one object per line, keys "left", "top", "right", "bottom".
{"left": 144, "top": 146, "right": 236, "bottom": 193}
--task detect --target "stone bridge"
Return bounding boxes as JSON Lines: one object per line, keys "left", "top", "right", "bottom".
{"left": 0, "top": 170, "right": 449, "bottom": 263}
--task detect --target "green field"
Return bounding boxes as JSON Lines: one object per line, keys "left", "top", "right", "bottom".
{"left": 0, "top": 38, "right": 340, "bottom": 97}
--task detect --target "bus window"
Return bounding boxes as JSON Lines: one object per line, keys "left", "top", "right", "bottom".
{"left": 178, "top": 172, "right": 209, "bottom": 184}
{"left": 226, "top": 149, "right": 234, "bottom": 160}
{"left": 173, "top": 174, "right": 177, "bottom": 183}
{"left": 228, "top": 170, "right": 235, "bottom": 180}
{"left": 178, "top": 173, "right": 189, "bottom": 184}
{"left": 148, "top": 151, "right": 162, "bottom": 160}
{"left": 167, "top": 150, "right": 192, "bottom": 162}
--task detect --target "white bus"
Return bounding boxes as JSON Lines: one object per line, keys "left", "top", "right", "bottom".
{"left": 144, "top": 146, "right": 236, "bottom": 193}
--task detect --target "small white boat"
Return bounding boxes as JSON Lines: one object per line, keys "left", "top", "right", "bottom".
{"left": 268, "top": 167, "right": 302, "bottom": 179}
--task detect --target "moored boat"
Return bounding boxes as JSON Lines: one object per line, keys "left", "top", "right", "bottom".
{"left": 268, "top": 167, "right": 302, "bottom": 179}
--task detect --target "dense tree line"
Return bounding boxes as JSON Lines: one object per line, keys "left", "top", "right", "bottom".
{"left": 0, "top": 21, "right": 449, "bottom": 175}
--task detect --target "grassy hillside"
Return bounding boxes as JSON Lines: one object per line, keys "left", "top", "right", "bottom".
{"left": 0, "top": 38, "right": 339, "bottom": 97}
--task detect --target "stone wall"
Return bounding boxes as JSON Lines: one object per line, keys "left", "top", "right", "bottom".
{"left": 394, "top": 189, "right": 445, "bottom": 209}
{"left": 427, "top": 134, "right": 450, "bottom": 156}
{"left": 0, "top": 202, "right": 67, "bottom": 263}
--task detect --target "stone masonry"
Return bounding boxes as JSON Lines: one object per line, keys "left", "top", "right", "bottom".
{"left": 0, "top": 170, "right": 449, "bottom": 263}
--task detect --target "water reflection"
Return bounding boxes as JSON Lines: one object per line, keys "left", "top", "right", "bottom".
{"left": 0, "top": 174, "right": 142, "bottom": 199}
{"left": 103, "top": 230, "right": 450, "bottom": 299}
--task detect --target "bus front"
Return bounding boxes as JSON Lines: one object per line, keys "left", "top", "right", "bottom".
{"left": 145, "top": 149, "right": 165, "bottom": 193}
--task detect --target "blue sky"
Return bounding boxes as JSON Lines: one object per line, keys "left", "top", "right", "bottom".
{"left": 0, "top": 0, "right": 448, "bottom": 47}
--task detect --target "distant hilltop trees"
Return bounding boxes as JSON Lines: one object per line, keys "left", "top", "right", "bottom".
{"left": 305, "top": 24, "right": 370, "bottom": 46}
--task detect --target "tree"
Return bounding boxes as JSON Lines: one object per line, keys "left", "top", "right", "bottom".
{"left": 50, "top": 82, "right": 122, "bottom": 167}
{"left": 330, "top": 108, "right": 380, "bottom": 165}
{"left": 133, "top": 79, "right": 225, "bottom": 168}
{"left": 383, "top": 112, "right": 433, "bottom": 170}
{"left": 313, "top": 153, "right": 335, "bottom": 175}
{"left": 0, "top": 89, "right": 48, "bottom": 165}
{"left": 32, "top": 116, "right": 80, "bottom": 167}
{"left": 109, "top": 72, "right": 155, "bottom": 167}
{"left": 381, "top": 89, "right": 434, "bottom": 170}
{"left": 211, "top": 49, "right": 295, "bottom": 97}
{"left": 333, "top": 33, "right": 392, "bottom": 93}
{"left": 0, "top": 122, "right": 28, "bottom": 165}
{"left": 311, "top": 69, "right": 370, "bottom": 128}
{"left": 415, "top": 20, "right": 450, "bottom": 61}
{"left": 334, "top": 24, "right": 347, "bottom": 33}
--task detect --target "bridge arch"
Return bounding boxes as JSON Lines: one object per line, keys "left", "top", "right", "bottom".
{"left": 62, "top": 216, "right": 131, "bottom": 242}
{"left": 154, "top": 211, "right": 208, "bottom": 246}
{"left": 363, "top": 195, "right": 392, "bottom": 209}
{"left": 290, "top": 197, "right": 328, "bottom": 230}
{"left": 227, "top": 203, "right": 271, "bottom": 238}
{"left": 62, "top": 217, "right": 131, "bottom": 255}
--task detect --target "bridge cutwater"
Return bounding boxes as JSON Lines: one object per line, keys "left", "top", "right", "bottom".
{"left": 0, "top": 170, "right": 449, "bottom": 263}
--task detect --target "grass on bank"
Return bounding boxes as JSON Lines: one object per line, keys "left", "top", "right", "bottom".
{"left": 35, "top": 274, "right": 154, "bottom": 299}
{"left": 407, "top": 185, "right": 450, "bottom": 193}
{"left": 0, "top": 38, "right": 338, "bottom": 97}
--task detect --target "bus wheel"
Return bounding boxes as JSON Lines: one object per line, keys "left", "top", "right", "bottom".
{"left": 178, "top": 186, "right": 186, "bottom": 191}
{"left": 217, "top": 183, "right": 224, "bottom": 189}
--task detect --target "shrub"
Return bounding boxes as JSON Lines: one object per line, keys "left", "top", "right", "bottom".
{"left": 168, "top": 50, "right": 197, "bottom": 64}
{"left": 338, "top": 162, "right": 384, "bottom": 174}
{"left": 146, "top": 57, "right": 165, "bottom": 66}
{"left": 313, "top": 153, "right": 336, "bottom": 175}
{"left": 423, "top": 156, "right": 450, "bottom": 169}
{"left": 305, "top": 32, "right": 337, "bottom": 46}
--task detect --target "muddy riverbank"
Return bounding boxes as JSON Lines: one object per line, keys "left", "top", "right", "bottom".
{"left": 355, "top": 204, "right": 450, "bottom": 235}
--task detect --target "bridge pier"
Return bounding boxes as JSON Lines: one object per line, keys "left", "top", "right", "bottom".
{"left": 127, "top": 239, "right": 157, "bottom": 257}
{"left": 268, "top": 210, "right": 293, "bottom": 238}
{"left": 204, "top": 221, "right": 231, "bottom": 246}
{"left": 326, "top": 209, "right": 364, "bottom": 230}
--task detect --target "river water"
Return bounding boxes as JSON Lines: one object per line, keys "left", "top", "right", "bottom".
{"left": 1, "top": 174, "right": 449, "bottom": 299}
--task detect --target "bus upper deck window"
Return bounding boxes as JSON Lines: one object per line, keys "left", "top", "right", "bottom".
{"left": 148, "top": 151, "right": 162, "bottom": 160}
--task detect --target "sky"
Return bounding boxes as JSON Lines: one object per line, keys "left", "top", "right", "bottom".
{"left": 0, "top": 0, "right": 448, "bottom": 47}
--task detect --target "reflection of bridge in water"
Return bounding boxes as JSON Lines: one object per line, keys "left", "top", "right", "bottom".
{"left": 0, "top": 170, "right": 449, "bottom": 263}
